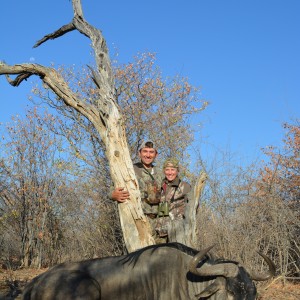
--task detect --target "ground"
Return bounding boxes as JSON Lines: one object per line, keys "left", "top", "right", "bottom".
{"left": 0, "top": 267, "right": 299, "bottom": 299}
{"left": 0, "top": 268, "right": 47, "bottom": 299}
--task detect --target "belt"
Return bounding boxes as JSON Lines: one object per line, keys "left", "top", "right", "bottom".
{"left": 145, "top": 213, "right": 157, "bottom": 219}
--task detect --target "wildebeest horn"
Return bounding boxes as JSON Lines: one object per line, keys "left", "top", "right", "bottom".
{"left": 248, "top": 252, "right": 276, "bottom": 281}
{"left": 189, "top": 245, "right": 239, "bottom": 278}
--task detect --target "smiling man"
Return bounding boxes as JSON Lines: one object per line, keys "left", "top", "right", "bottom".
{"left": 110, "top": 140, "right": 162, "bottom": 236}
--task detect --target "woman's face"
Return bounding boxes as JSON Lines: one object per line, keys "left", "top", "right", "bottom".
{"left": 164, "top": 167, "right": 178, "bottom": 182}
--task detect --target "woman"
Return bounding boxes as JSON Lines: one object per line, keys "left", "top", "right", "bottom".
{"left": 156, "top": 158, "right": 191, "bottom": 243}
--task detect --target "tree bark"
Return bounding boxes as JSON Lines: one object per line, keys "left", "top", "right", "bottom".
{"left": 0, "top": 0, "right": 154, "bottom": 253}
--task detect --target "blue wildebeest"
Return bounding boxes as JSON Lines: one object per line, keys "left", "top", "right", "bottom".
{"left": 21, "top": 242, "right": 275, "bottom": 300}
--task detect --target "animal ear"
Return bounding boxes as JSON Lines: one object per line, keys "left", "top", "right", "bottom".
{"left": 195, "top": 277, "right": 224, "bottom": 297}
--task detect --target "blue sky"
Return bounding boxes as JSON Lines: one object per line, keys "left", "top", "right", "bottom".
{"left": 1, "top": 0, "right": 299, "bottom": 166}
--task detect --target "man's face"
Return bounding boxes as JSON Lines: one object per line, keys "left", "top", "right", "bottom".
{"left": 164, "top": 167, "right": 179, "bottom": 182}
{"left": 139, "top": 147, "right": 157, "bottom": 167}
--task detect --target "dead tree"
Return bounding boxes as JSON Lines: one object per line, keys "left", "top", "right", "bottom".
{"left": 0, "top": 0, "right": 154, "bottom": 253}
{"left": 0, "top": 0, "right": 206, "bottom": 252}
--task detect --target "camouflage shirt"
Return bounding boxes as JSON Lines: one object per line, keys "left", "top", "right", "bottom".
{"left": 133, "top": 162, "right": 162, "bottom": 215}
{"left": 160, "top": 177, "right": 191, "bottom": 219}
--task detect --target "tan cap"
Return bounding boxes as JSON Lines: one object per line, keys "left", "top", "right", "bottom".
{"left": 163, "top": 158, "right": 179, "bottom": 169}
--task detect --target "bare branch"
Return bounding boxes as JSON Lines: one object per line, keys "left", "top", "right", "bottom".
{"left": 34, "top": 23, "right": 76, "bottom": 48}
{"left": 0, "top": 62, "right": 103, "bottom": 126}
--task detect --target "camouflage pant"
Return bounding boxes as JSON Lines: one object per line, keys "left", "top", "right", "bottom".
{"left": 146, "top": 215, "right": 159, "bottom": 235}
{"left": 155, "top": 216, "right": 186, "bottom": 243}
{"left": 145, "top": 216, "right": 168, "bottom": 244}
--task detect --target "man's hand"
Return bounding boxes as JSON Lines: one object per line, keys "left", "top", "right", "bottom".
{"left": 111, "top": 187, "right": 130, "bottom": 203}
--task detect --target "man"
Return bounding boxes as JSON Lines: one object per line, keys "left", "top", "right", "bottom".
{"left": 111, "top": 141, "right": 162, "bottom": 233}
{"left": 156, "top": 158, "right": 191, "bottom": 243}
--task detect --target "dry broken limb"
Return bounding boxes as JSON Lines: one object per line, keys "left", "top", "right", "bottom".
{"left": 0, "top": 0, "right": 154, "bottom": 253}
{"left": 189, "top": 171, "right": 208, "bottom": 244}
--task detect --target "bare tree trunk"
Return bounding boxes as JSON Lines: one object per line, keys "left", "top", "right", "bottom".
{"left": 188, "top": 171, "right": 208, "bottom": 246}
{"left": 0, "top": 0, "right": 154, "bottom": 252}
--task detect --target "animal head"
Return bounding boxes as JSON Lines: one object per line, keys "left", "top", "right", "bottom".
{"left": 189, "top": 245, "right": 275, "bottom": 300}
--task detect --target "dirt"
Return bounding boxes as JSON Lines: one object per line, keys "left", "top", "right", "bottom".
{"left": 0, "top": 267, "right": 299, "bottom": 299}
{"left": 0, "top": 268, "right": 47, "bottom": 299}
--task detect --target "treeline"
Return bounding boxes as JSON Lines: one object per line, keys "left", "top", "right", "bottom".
{"left": 0, "top": 53, "right": 299, "bottom": 282}
{"left": 196, "top": 121, "right": 299, "bottom": 282}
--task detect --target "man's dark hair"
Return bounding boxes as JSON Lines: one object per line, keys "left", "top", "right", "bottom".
{"left": 138, "top": 140, "right": 157, "bottom": 152}
{"left": 144, "top": 141, "right": 154, "bottom": 148}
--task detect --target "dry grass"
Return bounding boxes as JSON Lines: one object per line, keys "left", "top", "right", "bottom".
{"left": 258, "top": 282, "right": 300, "bottom": 300}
